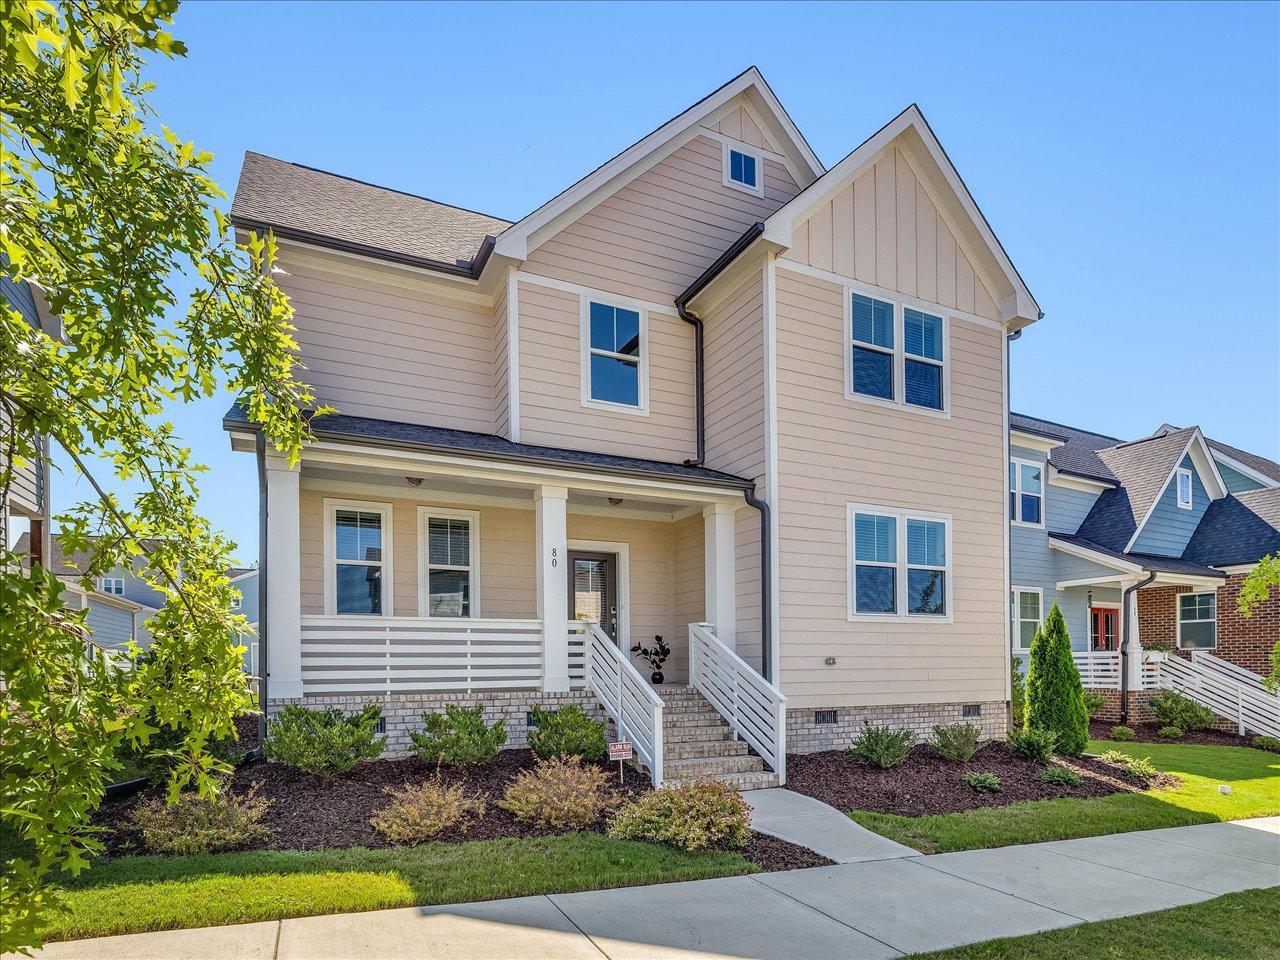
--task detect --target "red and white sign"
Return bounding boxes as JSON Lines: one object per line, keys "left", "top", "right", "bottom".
{"left": 608, "top": 741, "right": 634, "bottom": 762}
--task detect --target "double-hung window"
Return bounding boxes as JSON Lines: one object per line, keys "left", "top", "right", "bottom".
{"left": 1010, "top": 588, "right": 1042, "bottom": 650}
{"left": 851, "top": 293, "right": 895, "bottom": 401}
{"left": 903, "top": 308, "right": 944, "bottom": 410}
{"left": 1009, "top": 458, "right": 1044, "bottom": 525}
{"left": 99, "top": 575, "right": 125, "bottom": 596}
{"left": 722, "top": 143, "right": 764, "bottom": 197}
{"left": 326, "top": 500, "right": 391, "bottom": 616}
{"left": 421, "top": 508, "right": 479, "bottom": 618}
{"left": 848, "top": 291, "right": 948, "bottom": 413}
{"left": 583, "top": 298, "right": 645, "bottom": 412}
{"left": 848, "top": 505, "right": 952, "bottom": 619}
{"left": 1177, "top": 592, "right": 1216, "bottom": 649}
{"left": 1176, "top": 467, "right": 1193, "bottom": 510}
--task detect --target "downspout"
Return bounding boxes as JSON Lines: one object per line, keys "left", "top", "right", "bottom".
{"left": 1119, "top": 571, "right": 1157, "bottom": 724}
{"left": 1005, "top": 327, "right": 1022, "bottom": 705}
{"left": 744, "top": 485, "right": 772, "bottom": 683}
{"left": 255, "top": 429, "right": 269, "bottom": 746}
{"left": 676, "top": 303, "right": 705, "bottom": 467}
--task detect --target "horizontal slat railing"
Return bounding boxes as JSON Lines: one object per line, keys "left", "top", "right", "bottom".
{"left": 689, "top": 622, "right": 788, "bottom": 784}
{"left": 1158, "top": 654, "right": 1280, "bottom": 738}
{"left": 1191, "top": 651, "right": 1277, "bottom": 696}
{"left": 579, "top": 622, "right": 663, "bottom": 786}
{"left": 1072, "top": 651, "right": 1122, "bottom": 690}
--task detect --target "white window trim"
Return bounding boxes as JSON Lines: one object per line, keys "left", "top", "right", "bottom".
{"left": 417, "top": 506, "right": 481, "bottom": 618}
{"left": 579, "top": 293, "right": 650, "bottom": 417}
{"left": 1176, "top": 467, "right": 1194, "bottom": 510}
{"left": 98, "top": 576, "right": 125, "bottom": 596}
{"left": 1010, "top": 456, "right": 1046, "bottom": 528}
{"left": 1010, "top": 586, "right": 1043, "bottom": 651}
{"left": 721, "top": 140, "right": 765, "bottom": 198}
{"left": 846, "top": 503, "right": 954, "bottom": 623}
{"left": 843, "top": 286, "right": 951, "bottom": 419}
{"left": 1176, "top": 590, "right": 1217, "bottom": 650}
{"left": 323, "top": 498, "right": 394, "bottom": 617}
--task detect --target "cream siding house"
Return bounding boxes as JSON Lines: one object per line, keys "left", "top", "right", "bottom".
{"left": 227, "top": 69, "right": 1039, "bottom": 785}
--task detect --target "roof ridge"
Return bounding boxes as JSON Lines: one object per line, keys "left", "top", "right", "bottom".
{"left": 243, "top": 151, "right": 513, "bottom": 226}
{"left": 1104, "top": 425, "right": 1197, "bottom": 453}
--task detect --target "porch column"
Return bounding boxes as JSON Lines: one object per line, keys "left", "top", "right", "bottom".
{"left": 265, "top": 455, "right": 303, "bottom": 699}
{"left": 703, "top": 503, "right": 736, "bottom": 650}
{"left": 1125, "top": 582, "right": 1144, "bottom": 690}
{"left": 536, "top": 485, "right": 570, "bottom": 692}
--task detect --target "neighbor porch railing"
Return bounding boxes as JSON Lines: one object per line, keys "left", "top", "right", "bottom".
{"left": 1071, "top": 650, "right": 1123, "bottom": 690}
{"left": 579, "top": 621, "right": 664, "bottom": 786}
{"left": 1158, "top": 654, "right": 1280, "bottom": 738}
{"left": 689, "top": 622, "right": 787, "bottom": 784}
{"left": 298, "top": 616, "right": 586, "bottom": 696}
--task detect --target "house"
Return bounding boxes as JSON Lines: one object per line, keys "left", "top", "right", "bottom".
{"left": 226, "top": 66, "right": 1042, "bottom": 786}
{"left": 1009, "top": 413, "right": 1280, "bottom": 725}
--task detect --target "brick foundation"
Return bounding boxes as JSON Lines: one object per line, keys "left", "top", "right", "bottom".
{"left": 787, "top": 700, "right": 1008, "bottom": 753}
{"left": 1138, "top": 574, "right": 1278, "bottom": 678}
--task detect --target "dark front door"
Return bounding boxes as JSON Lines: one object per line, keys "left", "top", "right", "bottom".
{"left": 568, "top": 551, "right": 619, "bottom": 642}
{"left": 1090, "top": 607, "right": 1119, "bottom": 651}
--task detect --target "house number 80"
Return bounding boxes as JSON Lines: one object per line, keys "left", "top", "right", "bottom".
{"left": 551, "top": 547, "right": 558, "bottom": 567}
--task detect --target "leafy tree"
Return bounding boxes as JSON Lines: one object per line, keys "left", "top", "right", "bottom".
{"left": 1, "top": 2, "right": 322, "bottom": 950}
{"left": 1237, "top": 554, "right": 1280, "bottom": 690}
{"left": 1024, "top": 602, "right": 1089, "bottom": 755}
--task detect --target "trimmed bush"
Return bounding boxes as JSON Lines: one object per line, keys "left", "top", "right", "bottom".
{"left": 1109, "top": 725, "right": 1136, "bottom": 741}
{"left": 409, "top": 704, "right": 507, "bottom": 767}
{"left": 1007, "top": 727, "right": 1057, "bottom": 764}
{"left": 609, "top": 779, "right": 751, "bottom": 851}
{"left": 1101, "top": 750, "right": 1158, "bottom": 781}
{"left": 371, "top": 779, "right": 486, "bottom": 844}
{"left": 265, "top": 704, "right": 386, "bottom": 776}
{"left": 499, "top": 757, "right": 615, "bottom": 830}
{"left": 1083, "top": 692, "right": 1106, "bottom": 719}
{"left": 1039, "top": 764, "right": 1084, "bottom": 787}
{"left": 1158, "top": 725, "right": 1185, "bottom": 740}
{"left": 1025, "top": 602, "right": 1090, "bottom": 755}
{"left": 135, "top": 789, "right": 270, "bottom": 854}
{"left": 1148, "top": 691, "right": 1216, "bottom": 732}
{"left": 929, "top": 723, "right": 982, "bottom": 763}
{"left": 1252, "top": 735, "right": 1280, "bottom": 753}
{"left": 963, "top": 771, "right": 1001, "bottom": 793}
{"left": 528, "top": 705, "right": 607, "bottom": 763}
{"left": 849, "top": 724, "right": 916, "bottom": 768}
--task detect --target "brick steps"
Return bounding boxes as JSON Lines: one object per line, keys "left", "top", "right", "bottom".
{"left": 654, "top": 686, "right": 778, "bottom": 788}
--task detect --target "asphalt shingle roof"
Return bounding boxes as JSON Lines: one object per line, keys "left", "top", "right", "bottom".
{"left": 1048, "top": 532, "right": 1224, "bottom": 578}
{"left": 1183, "top": 488, "right": 1280, "bottom": 567}
{"left": 1205, "top": 437, "right": 1280, "bottom": 485}
{"left": 231, "top": 152, "right": 512, "bottom": 273}
{"left": 1009, "top": 412, "right": 1120, "bottom": 484}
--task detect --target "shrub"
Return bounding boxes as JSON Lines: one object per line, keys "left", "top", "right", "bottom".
{"left": 409, "top": 704, "right": 507, "bottom": 767}
{"left": 1038, "top": 765, "right": 1084, "bottom": 787}
{"left": 1109, "top": 725, "right": 1136, "bottom": 741}
{"left": 1083, "top": 692, "right": 1106, "bottom": 719}
{"left": 528, "top": 705, "right": 607, "bottom": 763}
{"left": 370, "top": 779, "right": 487, "bottom": 844}
{"left": 1025, "top": 602, "right": 1089, "bottom": 755}
{"left": 963, "top": 771, "right": 1001, "bottom": 793}
{"left": 849, "top": 724, "right": 916, "bottom": 768}
{"left": 135, "top": 789, "right": 270, "bottom": 855}
{"left": 499, "top": 757, "right": 614, "bottom": 830}
{"left": 1100, "top": 750, "right": 1157, "bottom": 781}
{"left": 1252, "top": 735, "right": 1280, "bottom": 753}
{"left": 609, "top": 780, "right": 751, "bottom": 851}
{"left": 1158, "top": 725, "right": 1184, "bottom": 740}
{"left": 1148, "top": 691, "right": 1215, "bottom": 732}
{"left": 264, "top": 703, "right": 386, "bottom": 776}
{"left": 1007, "top": 727, "right": 1057, "bottom": 764}
{"left": 929, "top": 723, "right": 982, "bottom": 763}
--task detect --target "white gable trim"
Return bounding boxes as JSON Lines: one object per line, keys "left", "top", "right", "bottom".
{"left": 761, "top": 105, "right": 1039, "bottom": 329}
{"left": 1211, "top": 449, "right": 1279, "bottom": 488}
{"left": 1122, "top": 429, "right": 1229, "bottom": 553}
{"left": 493, "top": 68, "right": 823, "bottom": 262}
{"left": 1009, "top": 429, "right": 1065, "bottom": 455}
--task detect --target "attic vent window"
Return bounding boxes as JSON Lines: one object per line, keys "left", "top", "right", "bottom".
{"left": 814, "top": 709, "right": 838, "bottom": 725}
{"left": 1176, "top": 468, "right": 1193, "bottom": 510}
{"left": 723, "top": 144, "right": 764, "bottom": 197}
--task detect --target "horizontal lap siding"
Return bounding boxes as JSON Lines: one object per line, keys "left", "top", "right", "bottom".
{"left": 279, "top": 249, "right": 497, "bottom": 433}
{"left": 672, "top": 512, "right": 705, "bottom": 684}
{"left": 1131, "top": 455, "right": 1209, "bottom": 557}
{"left": 86, "top": 600, "right": 134, "bottom": 649}
{"left": 774, "top": 266, "right": 1007, "bottom": 708}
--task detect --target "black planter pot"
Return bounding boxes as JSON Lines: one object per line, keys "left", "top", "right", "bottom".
{"left": 651, "top": 670, "right": 664, "bottom": 685}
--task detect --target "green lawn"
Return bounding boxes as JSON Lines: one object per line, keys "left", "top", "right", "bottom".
{"left": 852, "top": 740, "right": 1280, "bottom": 854}
{"left": 910, "top": 887, "right": 1280, "bottom": 959}
{"left": 42, "top": 833, "right": 758, "bottom": 943}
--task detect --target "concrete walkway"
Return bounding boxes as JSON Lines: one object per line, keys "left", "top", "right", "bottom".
{"left": 20, "top": 818, "right": 1280, "bottom": 960}
{"left": 744, "top": 788, "right": 918, "bottom": 863}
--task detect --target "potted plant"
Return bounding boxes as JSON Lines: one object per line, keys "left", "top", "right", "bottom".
{"left": 1141, "top": 639, "right": 1173, "bottom": 662}
{"left": 631, "top": 635, "right": 671, "bottom": 685}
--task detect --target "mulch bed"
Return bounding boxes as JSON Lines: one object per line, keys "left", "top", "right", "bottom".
{"left": 785, "top": 742, "right": 1155, "bottom": 817}
{"left": 1089, "top": 720, "right": 1256, "bottom": 748}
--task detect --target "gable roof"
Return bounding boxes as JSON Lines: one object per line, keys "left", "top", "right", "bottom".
{"left": 1207, "top": 438, "right": 1280, "bottom": 486}
{"left": 1182, "top": 488, "right": 1280, "bottom": 567}
{"left": 1010, "top": 412, "right": 1120, "bottom": 484}
{"left": 231, "top": 152, "right": 511, "bottom": 276}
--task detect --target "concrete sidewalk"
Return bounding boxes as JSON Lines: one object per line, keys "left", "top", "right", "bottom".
{"left": 21, "top": 818, "right": 1280, "bottom": 960}
{"left": 744, "top": 788, "right": 919, "bottom": 863}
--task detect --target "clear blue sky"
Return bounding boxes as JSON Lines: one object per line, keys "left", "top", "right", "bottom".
{"left": 47, "top": 0, "right": 1280, "bottom": 565}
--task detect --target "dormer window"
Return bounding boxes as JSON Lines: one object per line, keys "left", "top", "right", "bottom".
{"left": 1176, "top": 468, "right": 1193, "bottom": 509}
{"left": 722, "top": 143, "right": 764, "bottom": 197}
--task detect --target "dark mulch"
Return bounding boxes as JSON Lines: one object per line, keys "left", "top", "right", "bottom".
{"left": 744, "top": 832, "right": 833, "bottom": 871}
{"left": 234, "top": 712, "right": 262, "bottom": 752}
{"left": 785, "top": 742, "right": 1152, "bottom": 817}
{"left": 1089, "top": 720, "right": 1256, "bottom": 748}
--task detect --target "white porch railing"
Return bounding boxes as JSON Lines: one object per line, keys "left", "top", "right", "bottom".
{"left": 579, "top": 622, "right": 664, "bottom": 786}
{"left": 1072, "top": 651, "right": 1122, "bottom": 690}
{"left": 689, "top": 622, "right": 788, "bottom": 784}
{"left": 1192, "top": 651, "right": 1277, "bottom": 696}
{"left": 1158, "top": 654, "right": 1280, "bottom": 738}
{"left": 298, "top": 616, "right": 587, "bottom": 695}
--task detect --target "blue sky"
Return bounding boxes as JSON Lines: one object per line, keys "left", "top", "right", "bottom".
{"left": 46, "top": 0, "right": 1279, "bottom": 565}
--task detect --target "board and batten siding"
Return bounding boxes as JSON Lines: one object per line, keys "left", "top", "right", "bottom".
{"left": 1130, "top": 454, "right": 1210, "bottom": 558}
{"left": 786, "top": 146, "right": 1000, "bottom": 323}
{"left": 772, "top": 264, "right": 1008, "bottom": 709}
{"left": 277, "top": 247, "right": 499, "bottom": 434}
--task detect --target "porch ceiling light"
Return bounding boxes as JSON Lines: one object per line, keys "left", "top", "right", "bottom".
{"left": 405, "top": 477, "right": 423, "bottom": 487}
{"left": 608, "top": 497, "right": 624, "bottom": 506}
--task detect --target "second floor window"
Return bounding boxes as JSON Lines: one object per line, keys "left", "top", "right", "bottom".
{"left": 848, "top": 292, "right": 948, "bottom": 413}
{"left": 584, "top": 299, "right": 644, "bottom": 411}
{"left": 1176, "top": 467, "right": 1193, "bottom": 509}
{"left": 1009, "top": 458, "right": 1043, "bottom": 526}
{"left": 904, "top": 308, "right": 944, "bottom": 410}
{"left": 99, "top": 576, "right": 125, "bottom": 596}
{"left": 851, "top": 293, "right": 895, "bottom": 401}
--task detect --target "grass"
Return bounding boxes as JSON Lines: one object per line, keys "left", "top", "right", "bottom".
{"left": 910, "top": 887, "right": 1280, "bottom": 959}
{"left": 41, "top": 833, "right": 757, "bottom": 943}
{"left": 851, "top": 739, "right": 1280, "bottom": 854}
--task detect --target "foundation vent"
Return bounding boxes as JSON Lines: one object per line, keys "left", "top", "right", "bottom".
{"left": 962, "top": 704, "right": 982, "bottom": 718}
{"left": 814, "top": 709, "right": 838, "bottom": 725}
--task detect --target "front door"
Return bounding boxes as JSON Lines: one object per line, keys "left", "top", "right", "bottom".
{"left": 1090, "top": 607, "right": 1119, "bottom": 651}
{"left": 568, "top": 551, "right": 619, "bottom": 643}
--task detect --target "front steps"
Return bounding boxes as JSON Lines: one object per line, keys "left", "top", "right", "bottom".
{"left": 657, "top": 686, "right": 778, "bottom": 790}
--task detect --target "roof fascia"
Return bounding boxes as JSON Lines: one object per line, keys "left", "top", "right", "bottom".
{"left": 1047, "top": 466, "right": 1115, "bottom": 494}
{"left": 1010, "top": 429, "right": 1065, "bottom": 454}
{"left": 1122, "top": 429, "right": 1228, "bottom": 553}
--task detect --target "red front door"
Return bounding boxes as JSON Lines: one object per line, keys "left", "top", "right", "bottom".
{"left": 1090, "top": 608, "right": 1119, "bottom": 651}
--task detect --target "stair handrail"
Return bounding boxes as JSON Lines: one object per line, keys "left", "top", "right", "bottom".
{"left": 582, "top": 622, "right": 664, "bottom": 786}
{"left": 1191, "top": 651, "right": 1279, "bottom": 698}
{"left": 1158, "top": 654, "right": 1280, "bottom": 738}
{"left": 688, "top": 622, "right": 788, "bottom": 785}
